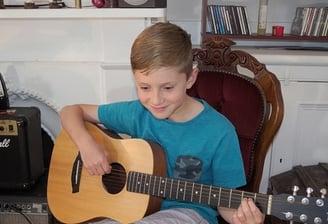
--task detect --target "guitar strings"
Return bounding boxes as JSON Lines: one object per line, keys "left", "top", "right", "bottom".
{"left": 99, "top": 169, "right": 270, "bottom": 208}
{"left": 99, "top": 168, "right": 318, "bottom": 213}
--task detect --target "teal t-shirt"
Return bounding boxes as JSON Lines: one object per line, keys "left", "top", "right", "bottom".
{"left": 98, "top": 99, "right": 246, "bottom": 224}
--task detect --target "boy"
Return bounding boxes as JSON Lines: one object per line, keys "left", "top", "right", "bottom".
{"left": 60, "top": 22, "right": 264, "bottom": 224}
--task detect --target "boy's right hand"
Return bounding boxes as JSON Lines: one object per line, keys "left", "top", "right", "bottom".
{"left": 79, "top": 140, "right": 112, "bottom": 176}
{"left": 60, "top": 104, "right": 110, "bottom": 176}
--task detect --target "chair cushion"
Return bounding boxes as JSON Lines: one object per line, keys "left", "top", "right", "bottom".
{"left": 188, "top": 70, "right": 267, "bottom": 181}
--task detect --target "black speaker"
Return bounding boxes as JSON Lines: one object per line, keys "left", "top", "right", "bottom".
{"left": 0, "top": 107, "right": 44, "bottom": 190}
{"left": 118, "top": 0, "right": 166, "bottom": 8}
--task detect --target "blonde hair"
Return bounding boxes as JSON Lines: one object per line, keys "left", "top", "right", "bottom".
{"left": 130, "top": 22, "right": 193, "bottom": 77}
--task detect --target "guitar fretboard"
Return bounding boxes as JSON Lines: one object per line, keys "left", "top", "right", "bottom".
{"left": 127, "top": 171, "right": 269, "bottom": 212}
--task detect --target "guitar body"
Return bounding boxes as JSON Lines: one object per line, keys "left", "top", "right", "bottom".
{"left": 48, "top": 123, "right": 328, "bottom": 224}
{"left": 47, "top": 123, "right": 166, "bottom": 224}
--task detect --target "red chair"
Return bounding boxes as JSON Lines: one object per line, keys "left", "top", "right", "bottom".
{"left": 188, "top": 36, "right": 284, "bottom": 194}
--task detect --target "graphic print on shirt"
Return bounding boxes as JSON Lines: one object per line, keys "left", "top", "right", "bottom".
{"left": 173, "top": 155, "right": 202, "bottom": 181}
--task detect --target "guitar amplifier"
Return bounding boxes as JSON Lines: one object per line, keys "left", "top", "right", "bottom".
{"left": 0, "top": 107, "right": 44, "bottom": 190}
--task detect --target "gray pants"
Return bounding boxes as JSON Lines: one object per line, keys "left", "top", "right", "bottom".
{"left": 89, "top": 208, "right": 209, "bottom": 224}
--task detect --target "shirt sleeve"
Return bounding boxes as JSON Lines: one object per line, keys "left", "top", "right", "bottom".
{"left": 97, "top": 100, "right": 140, "bottom": 135}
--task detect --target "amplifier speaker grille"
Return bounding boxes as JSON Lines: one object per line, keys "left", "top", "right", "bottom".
{"left": 0, "top": 212, "right": 50, "bottom": 224}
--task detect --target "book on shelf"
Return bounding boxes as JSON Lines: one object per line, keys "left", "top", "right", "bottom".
{"left": 291, "top": 6, "right": 328, "bottom": 37}
{"left": 206, "top": 5, "right": 251, "bottom": 35}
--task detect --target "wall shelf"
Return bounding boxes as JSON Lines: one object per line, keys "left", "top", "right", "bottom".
{"left": 202, "top": 33, "right": 328, "bottom": 42}
{"left": 201, "top": 0, "right": 328, "bottom": 45}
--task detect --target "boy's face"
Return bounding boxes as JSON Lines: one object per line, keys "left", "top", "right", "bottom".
{"left": 134, "top": 66, "right": 198, "bottom": 121}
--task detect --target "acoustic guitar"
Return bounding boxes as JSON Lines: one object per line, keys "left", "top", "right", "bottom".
{"left": 47, "top": 122, "right": 327, "bottom": 224}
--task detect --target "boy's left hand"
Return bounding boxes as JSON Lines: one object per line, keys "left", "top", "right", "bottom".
{"left": 231, "top": 198, "right": 264, "bottom": 224}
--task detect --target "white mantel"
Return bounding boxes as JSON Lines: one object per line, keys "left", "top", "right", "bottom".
{"left": 0, "top": 8, "right": 166, "bottom": 19}
{"left": 242, "top": 48, "right": 328, "bottom": 66}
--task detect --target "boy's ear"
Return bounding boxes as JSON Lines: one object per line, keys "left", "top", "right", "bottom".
{"left": 186, "top": 68, "right": 199, "bottom": 89}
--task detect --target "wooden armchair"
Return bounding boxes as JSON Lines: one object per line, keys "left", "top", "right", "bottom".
{"left": 188, "top": 36, "right": 284, "bottom": 193}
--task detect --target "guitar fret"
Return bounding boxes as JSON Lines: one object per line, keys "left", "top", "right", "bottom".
{"left": 183, "top": 181, "right": 187, "bottom": 200}
{"left": 152, "top": 175, "right": 157, "bottom": 195}
{"left": 176, "top": 180, "right": 180, "bottom": 199}
{"left": 208, "top": 185, "right": 212, "bottom": 205}
{"left": 132, "top": 172, "right": 137, "bottom": 191}
{"left": 218, "top": 187, "right": 221, "bottom": 206}
{"left": 134, "top": 172, "right": 138, "bottom": 192}
{"left": 194, "top": 183, "right": 200, "bottom": 203}
{"left": 156, "top": 176, "right": 161, "bottom": 196}
{"left": 144, "top": 174, "right": 149, "bottom": 194}
{"left": 140, "top": 173, "right": 145, "bottom": 193}
{"left": 239, "top": 191, "right": 244, "bottom": 206}
{"left": 199, "top": 184, "right": 203, "bottom": 204}
{"left": 180, "top": 180, "right": 184, "bottom": 199}
{"left": 137, "top": 172, "right": 141, "bottom": 193}
{"left": 229, "top": 189, "right": 232, "bottom": 208}
{"left": 163, "top": 177, "right": 167, "bottom": 196}
{"left": 134, "top": 172, "right": 137, "bottom": 191}
{"left": 127, "top": 172, "right": 130, "bottom": 191}
{"left": 184, "top": 182, "right": 190, "bottom": 202}
{"left": 151, "top": 175, "right": 156, "bottom": 196}
{"left": 142, "top": 174, "right": 145, "bottom": 193}
{"left": 210, "top": 187, "right": 218, "bottom": 206}
{"left": 169, "top": 179, "right": 173, "bottom": 199}
{"left": 156, "top": 177, "right": 160, "bottom": 196}
{"left": 157, "top": 176, "right": 161, "bottom": 195}
{"left": 158, "top": 176, "right": 162, "bottom": 195}
{"left": 148, "top": 175, "right": 151, "bottom": 193}
{"left": 191, "top": 182, "right": 195, "bottom": 202}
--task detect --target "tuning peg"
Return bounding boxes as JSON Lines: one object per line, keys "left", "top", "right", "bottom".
{"left": 320, "top": 188, "right": 327, "bottom": 198}
{"left": 306, "top": 187, "right": 313, "bottom": 197}
{"left": 292, "top": 185, "right": 299, "bottom": 196}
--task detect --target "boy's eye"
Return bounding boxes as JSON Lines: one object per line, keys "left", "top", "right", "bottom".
{"left": 138, "top": 85, "right": 173, "bottom": 91}
{"left": 164, "top": 86, "right": 174, "bottom": 90}
{"left": 139, "top": 86, "right": 149, "bottom": 90}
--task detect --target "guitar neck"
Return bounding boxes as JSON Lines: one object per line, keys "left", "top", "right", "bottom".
{"left": 127, "top": 171, "right": 270, "bottom": 213}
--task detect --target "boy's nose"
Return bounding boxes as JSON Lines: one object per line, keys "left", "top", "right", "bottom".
{"left": 150, "top": 90, "right": 162, "bottom": 105}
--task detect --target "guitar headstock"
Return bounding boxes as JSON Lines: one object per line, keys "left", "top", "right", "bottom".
{"left": 271, "top": 188, "right": 327, "bottom": 224}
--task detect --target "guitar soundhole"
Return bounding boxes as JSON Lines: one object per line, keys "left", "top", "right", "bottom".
{"left": 102, "top": 163, "right": 126, "bottom": 194}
